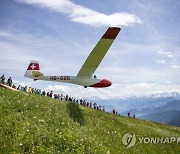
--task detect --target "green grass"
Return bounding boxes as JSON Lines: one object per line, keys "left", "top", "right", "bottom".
{"left": 0, "top": 87, "right": 180, "bottom": 154}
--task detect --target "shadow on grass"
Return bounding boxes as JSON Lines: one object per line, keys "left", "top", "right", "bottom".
{"left": 66, "top": 102, "right": 85, "bottom": 126}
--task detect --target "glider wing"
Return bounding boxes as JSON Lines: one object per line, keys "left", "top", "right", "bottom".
{"left": 77, "top": 27, "right": 121, "bottom": 76}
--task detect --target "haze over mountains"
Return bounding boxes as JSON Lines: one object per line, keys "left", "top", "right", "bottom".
{"left": 90, "top": 92, "right": 180, "bottom": 126}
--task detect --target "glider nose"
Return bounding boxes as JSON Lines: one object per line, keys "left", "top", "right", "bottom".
{"left": 103, "top": 79, "right": 112, "bottom": 87}
{"left": 90, "top": 79, "right": 112, "bottom": 88}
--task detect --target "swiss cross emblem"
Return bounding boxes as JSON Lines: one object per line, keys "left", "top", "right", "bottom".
{"left": 27, "top": 63, "right": 39, "bottom": 70}
{"left": 30, "top": 64, "right": 36, "bottom": 69}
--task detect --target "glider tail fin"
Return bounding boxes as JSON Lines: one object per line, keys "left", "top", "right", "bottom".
{"left": 24, "top": 61, "right": 44, "bottom": 80}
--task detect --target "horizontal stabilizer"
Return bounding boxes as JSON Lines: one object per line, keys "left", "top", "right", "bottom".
{"left": 32, "top": 71, "right": 44, "bottom": 77}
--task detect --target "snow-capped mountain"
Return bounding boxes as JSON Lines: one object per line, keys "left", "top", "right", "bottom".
{"left": 139, "top": 92, "right": 180, "bottom": 99}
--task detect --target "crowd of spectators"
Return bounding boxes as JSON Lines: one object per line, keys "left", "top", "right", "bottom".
{"left": 16, "top": 85, "right": 106, "bottom": 111}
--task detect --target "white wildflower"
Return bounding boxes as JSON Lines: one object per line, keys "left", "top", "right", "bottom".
{"left": 39, "top": 119, "right": 45, "bottom": 122}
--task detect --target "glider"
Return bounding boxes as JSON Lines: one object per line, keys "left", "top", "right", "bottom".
{"left": 24, "top": 27, "right": 121, "bottom": 88}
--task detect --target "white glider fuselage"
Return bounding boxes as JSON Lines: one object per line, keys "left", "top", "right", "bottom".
{"left": 25, "top": 70, "right": 111, "bottom": 88}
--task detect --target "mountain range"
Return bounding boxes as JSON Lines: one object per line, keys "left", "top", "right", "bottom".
{"left": 92, "top": 92, "right": 180, "bottom": 126}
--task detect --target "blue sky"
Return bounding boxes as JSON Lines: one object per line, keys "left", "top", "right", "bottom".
{"left": 0, "top": 0, "right": 180, "bottom": 99}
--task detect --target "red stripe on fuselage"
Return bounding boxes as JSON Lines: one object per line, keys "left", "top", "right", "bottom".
{"left": 90, "top": 79, "right": 112, "bottom": 88}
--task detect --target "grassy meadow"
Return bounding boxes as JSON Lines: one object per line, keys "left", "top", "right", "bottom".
{"left": 0, "top": 87, "right": 179, "bottom": 153}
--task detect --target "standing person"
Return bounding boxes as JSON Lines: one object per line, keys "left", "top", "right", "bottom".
{"left": 50, "top": 91, "right": 53, "bottom": 98}
{"left": 102, "top": 106, "right": 105, "bottom": 111}
{"left": 99, "top": 105, "right": 102, "bottom": 110}
{"left": 80, "top": 99, "right": 83, "bottom": 105}
{"left": 65, "top": 95, "right": 68, "bottom": 101}
{"left": 60, "top": 94, "right": 63, "bottom": 100}
{"left": 83, "top": 100, "right": 86, "bottom": 106}
{"left": 93, "top": 103, "right": 97, "bottom": 109}
{"left": 24, "top": 86, "right": 28, "bottom": 92}
{"left": 7, "top": 77, "right": 12, "bottom": 87}
{"left": 133, "top": 114, "right": 136, "bottom": 118}
{"left": 42, "top": 90, "right": 46, "bottom": 96}
{"left": 0, "top": 74, "right": 5, "bottom": 84}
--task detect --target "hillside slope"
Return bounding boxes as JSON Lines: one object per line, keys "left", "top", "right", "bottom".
{"left": 142, "top": 110, "right": 180, "bottom": 127}
{"left": 0, "top": 87, "right": 180, "bottom": 153}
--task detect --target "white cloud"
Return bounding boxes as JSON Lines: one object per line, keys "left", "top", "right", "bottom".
{"left": 172, "top": 65, "right": 180, "bottom": 69}
{"left": 157, "top": 60, "right": 166, "bottom": 64}
{"left": 158, "top": 50, "right": 174, "bottom": 58}
{"left": 0, "top": 42, "right": 33, "bottom": 72}
{"left": 16, "top": 0, "right": 142, "bottom": 27}
{"left": 0, "top": 31, "right": 14, "bottom": 38}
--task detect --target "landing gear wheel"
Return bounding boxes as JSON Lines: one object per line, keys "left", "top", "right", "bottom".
{"left": 84, "top": 86, "right": 87, "bottom": 88}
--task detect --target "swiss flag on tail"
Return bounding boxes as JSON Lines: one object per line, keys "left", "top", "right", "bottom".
{"left": 24, "top": 61, "right": 43, "bottom": 79}
{"left": 27, "top": 61, "right": 40, "bottom": 70}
